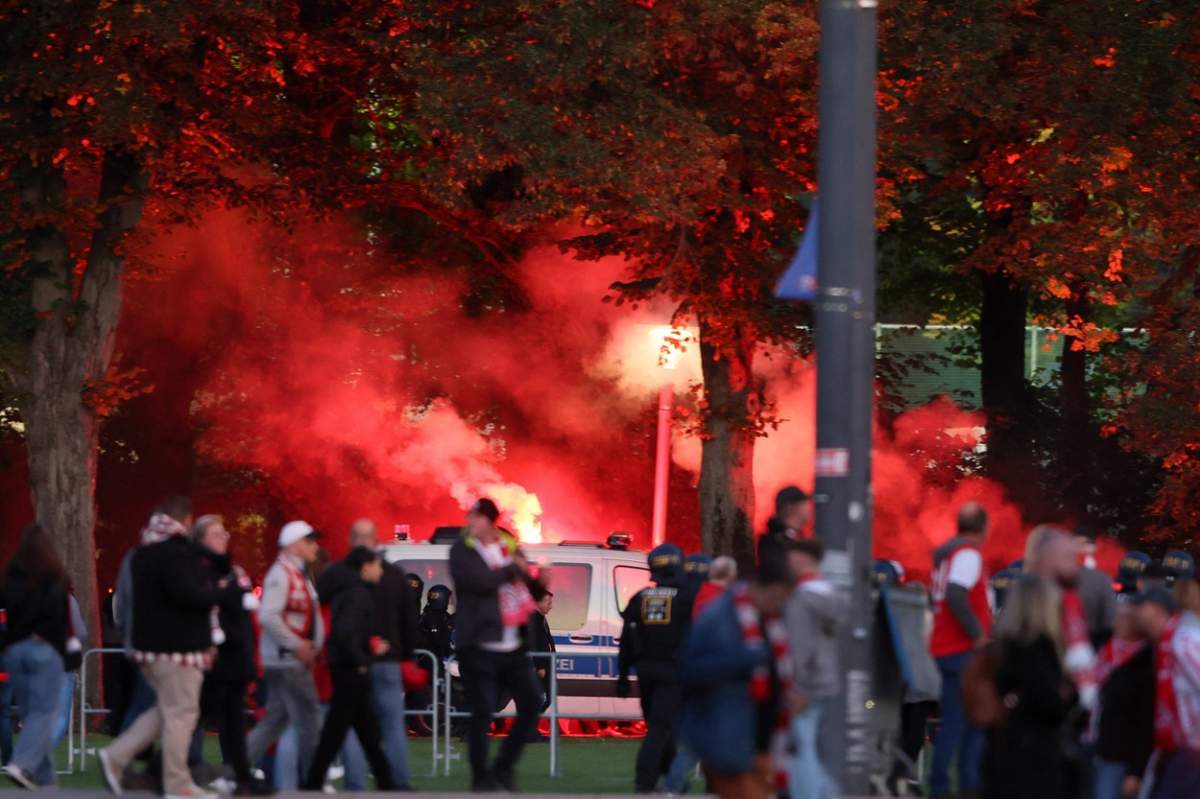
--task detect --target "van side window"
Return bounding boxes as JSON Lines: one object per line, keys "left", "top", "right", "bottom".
{"left": 614, "top": 565, "right": 653, "bottom": 613}
{"left": 545, "top": 563, "right": 591, "bottom": 631}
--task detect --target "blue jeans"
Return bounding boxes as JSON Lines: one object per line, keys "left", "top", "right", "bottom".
{"left": 7, "top": 638, "right": 66, "bottom": 785}
{"left": 275, "top": 705, "right": 365, "bottom": 791}
{"left": 342, "top": 662, "right": 410, "bottom": 790}
{"left": 0, "top": 654, "right": 14, "bottom": 764}
{"left": 50, "top": 673, "right": 74, "bottom": 750}
{"left": 120, "top": 668, "right": 156, "bottom": 734}
{"left": 930, "top": 651, "right": 983, "bottom": 797}
{"left": 1093, "top": 757, "right": 1127, "bottom": 799}
{"left": 664, "top": 745, "right": 699, "bottom": 794}
{"left": 790, "top": 703, "right": 837, "bottom": 799}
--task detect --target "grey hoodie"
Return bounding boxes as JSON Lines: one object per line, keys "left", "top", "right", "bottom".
{"left": 785, "top": 578, "right": 850, "bottom": 699}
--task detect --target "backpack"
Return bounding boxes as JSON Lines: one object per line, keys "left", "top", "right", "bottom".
{"left": 962, "top": 642, "right": 1008, "bottom": 728}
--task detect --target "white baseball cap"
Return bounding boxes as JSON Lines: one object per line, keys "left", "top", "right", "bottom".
{"left": 278, "top": 520, "right": 318, "bottom": 548}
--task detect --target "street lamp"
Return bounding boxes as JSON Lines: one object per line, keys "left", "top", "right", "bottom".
{"left": 648, "top": 326, "right": 684, "bottom": 547}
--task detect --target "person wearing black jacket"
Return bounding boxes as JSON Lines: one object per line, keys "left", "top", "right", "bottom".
{"left": 982, "top": 575, "right": 1080, "bottom": 799}
{"left": 99, "top": 510, "right": 246, "bottom": 799}
{"left": 314, "top": 519, "right": 418, "bottom": 790}
{"left": 1, "top": 524, "right": 71, "bottom": 789}
{"left": 449, "top": 499, "right": 550, "bottom": 792}
{"left": 303, "top": 547, "right": 395, "bottom": 792}
{"left": 1093, "top": 599, "right": 1156, "bottom": 799}
{"left": 187, "top": 516, "right": 272, "bottom": 796}
{"left": 529, "top": 593, "right": 556, "bottom": 712}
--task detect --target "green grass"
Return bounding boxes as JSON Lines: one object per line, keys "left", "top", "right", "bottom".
{"left": 53, "top": 735, "right": 646, "bottom": 793}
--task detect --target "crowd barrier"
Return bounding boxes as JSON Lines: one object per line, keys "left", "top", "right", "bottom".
{"left": 440, "top": 651, "right": 642, "bottom": 779}
{"left": 75, "top": 648, "right": 443, "bottom": 778}
{"left": 74, "top": 647, "right": 634, "bottom": 782}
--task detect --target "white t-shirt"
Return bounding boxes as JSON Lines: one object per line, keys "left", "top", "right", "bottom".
{"left": 478, "top": 541, "right": 520, "bottom": 653}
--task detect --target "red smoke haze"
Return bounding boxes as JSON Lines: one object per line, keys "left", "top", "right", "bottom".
{"left": 107, "top": 208, "right": 1108, "bottom": 580}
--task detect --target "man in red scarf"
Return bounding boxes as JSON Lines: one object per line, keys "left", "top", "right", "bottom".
{"left": 1141, "top": 578, "right": 1200, "bottom": 798}
{"left": 245, "top": 521, "right": 324, "bottom": 790}
{"left": 679, "top": 558, "right": 800, "bottom": 799}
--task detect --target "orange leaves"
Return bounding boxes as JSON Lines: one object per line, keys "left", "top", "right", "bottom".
{"left": 1101, "top": 145, "right": 1133, "bottom": 172}
{"left": 1045, "top": 276, "right": 1072, "bottom": 300}
{"left": 1105, "top": 248, "right": 1124, "bottom": 281}
{"left": 1093, "top": 48, "right": 1117, "bottom": 68}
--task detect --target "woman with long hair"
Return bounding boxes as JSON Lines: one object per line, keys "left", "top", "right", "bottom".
{"left": 981, "top": 574, "right": 1079, "bottom": 799}
{"left": 0, "top": 524, "right": 71, "bottom": 789}
{"left": 187, "top": 515, "right": 272, "bottom": 796}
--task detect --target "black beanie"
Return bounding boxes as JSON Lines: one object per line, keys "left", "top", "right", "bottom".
{"left": 775, "top": 485, "right": 809, "bottom": 516}
{"left": 470, "top": 498, "right": 500, "bottom": 523}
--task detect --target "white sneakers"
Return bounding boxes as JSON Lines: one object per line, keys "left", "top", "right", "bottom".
{"left": 3, "top": 764, "right": 36, "bottom": 790}
{"left": 97, "top": 748, "right": 123, "bottom": 796}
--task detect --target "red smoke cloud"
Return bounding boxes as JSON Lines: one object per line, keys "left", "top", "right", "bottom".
{"left": 117, "top": 207, "right": 1095, "bottom": 579}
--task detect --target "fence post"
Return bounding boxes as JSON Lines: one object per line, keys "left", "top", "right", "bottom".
{"left": 443, "top": 657, "right": 454, "bottom": 777}
{"left": 549, "top": 653, "right": 559, "bottom": 778}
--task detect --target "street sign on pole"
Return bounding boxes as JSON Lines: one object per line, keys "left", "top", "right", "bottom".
{"left": 813, "top": 0, "right": 878, "bottom": 794}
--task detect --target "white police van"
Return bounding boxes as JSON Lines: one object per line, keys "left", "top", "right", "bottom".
{"left": 382, "top": 529, "right": 653, "bottom": 717}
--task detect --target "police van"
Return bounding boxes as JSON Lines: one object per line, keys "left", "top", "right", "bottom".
{"left": 382, "top": 529, "right": 653, "bottom": 716}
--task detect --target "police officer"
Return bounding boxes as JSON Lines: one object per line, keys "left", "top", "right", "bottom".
{"left": 406, "top": 572, "right": 425, "bottom": 621}
{"left": 1116, "top": 551, "right": 1152, "bottom": 594}
{"left": 681, "top": 553, "right": 711, "bottom": 606}
{"left": 618, "top": 543, "right": 690, "bottom": 793}
{"left": 418, "top": 584, "right": 454, "bottom": 662}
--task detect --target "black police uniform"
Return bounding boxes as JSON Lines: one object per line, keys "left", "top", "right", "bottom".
{"left": 419, "top": 584, "right": 455, "bottom": 661}
{"left": 618, "top": 544, "right": 690, "bottom": 793}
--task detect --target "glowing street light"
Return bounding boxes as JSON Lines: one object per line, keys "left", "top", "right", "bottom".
{"left": 648, "top": 326, "right": 685, "bottom": 547}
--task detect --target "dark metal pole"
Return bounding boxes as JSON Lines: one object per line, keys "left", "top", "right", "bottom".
{"left": 813, "top": 0, "right": 877, "bottom": 795}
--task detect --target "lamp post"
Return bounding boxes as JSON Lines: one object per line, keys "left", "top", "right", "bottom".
{"left": 649, "top": 327, "right": 684, "bottom": 547}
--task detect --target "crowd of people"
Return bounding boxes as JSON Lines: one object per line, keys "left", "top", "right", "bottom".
{"left": 920, "top": 509, "right": 1200, "bottom": 799}
{"left": 1, "top": 486, "right": 1199, "bottom": 798}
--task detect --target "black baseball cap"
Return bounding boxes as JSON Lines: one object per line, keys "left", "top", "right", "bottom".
{"left": 468, "top": 498, "right": 500, "bottom": 522}
{"left": 1132, "top": 585, "right": 1178, "bottom": 614}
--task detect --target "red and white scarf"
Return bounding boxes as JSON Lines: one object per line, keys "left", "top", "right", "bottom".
{"left": 731, "top": 583, "right": 793, "bottom": 704}
{"left": 1062, "top": 588, "right": 1098, "bottom": 708}
{"left": 476, "top": 540, "right": 535, "bottom": 627}
{"left": 732, "top": 583, "right": 794, "bottom": 790}
{"left": 1095, "top": 637, "right": 1144, "bottom": 686}
{"left": 277, "top": 555, "right": 316, "bottom": 639}
{"left": 1155, "top": 615, "right": 1184, "bottom": 751}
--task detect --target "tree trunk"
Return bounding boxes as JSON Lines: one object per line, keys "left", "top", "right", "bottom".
{"left": 978, "top": 268, "right": 1031, "bottom": 488}
{"left": 698, "top": 320, "right": 759, "bottom": 570}
{"left": 19, "top": 151, "right": 144, "bottom": 705}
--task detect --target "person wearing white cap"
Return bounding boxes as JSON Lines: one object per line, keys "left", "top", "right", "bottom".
{"left": 245, "top": 521, "right": 324, "bottom": 789}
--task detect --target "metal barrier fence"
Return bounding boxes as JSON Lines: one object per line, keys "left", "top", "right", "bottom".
{"left": 440, "top": 651, "right": 642, "bottom": 779}
{"left": 75, "top": 648, "right": 443, "bottom": 778}
{"left": 74, "top": 647, "right": 641, "bottom": 782}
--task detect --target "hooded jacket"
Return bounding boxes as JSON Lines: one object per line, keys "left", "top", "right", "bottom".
{"left": 317, "top": 563, "right": 378, "bottom": 669}
{"left": 318, "top": 556, "right": 417, "bottom": 663}
{"left": 785, "top": 578, "right": 850, "bottom": 698}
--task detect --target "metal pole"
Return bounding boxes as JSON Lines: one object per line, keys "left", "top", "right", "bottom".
{"left": 549, "top": 653, "right": 559, "bottom": 777}
{"left": 443, "top": 660, "right": 454, "bottom": 777}
{"left": 813, "top": 0, "right": 878, "bottom": 794}
{"left": 651, "top": 383, "right": 673, "bottom": 546}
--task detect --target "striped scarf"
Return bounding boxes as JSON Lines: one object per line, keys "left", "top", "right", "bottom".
{"left": 731, "top": 583, "right": 793, "bottom": 704}
{"left": 1062, "top": 588, "right": 1098, "bottom": 709}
